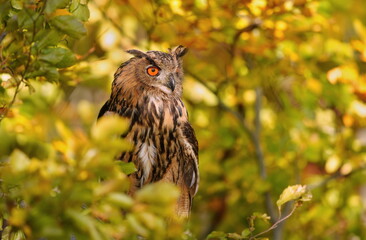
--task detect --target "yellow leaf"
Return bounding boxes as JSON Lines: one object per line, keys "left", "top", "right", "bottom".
{"left": 325, "top": 155, "right": 341, "bottom": 174}
{"left": 276, "top": 185, "right": 311, "bottom": 210}
{"left": 94, "top": 178, "right": 128, "bottom": 197}
{"left": 306, "top": 78, "right": 322, "bottom": 94}
{"left": 106, "top": 193, "right": 134, "bottom": 209}
{"left": 53, "top": 140, "right": 68, "bottom": 153}
{"left": 10, "top": 149, "right": 30, "bottom": 172}
{"left": 55, "top": 120, "right": 73, "bottom": 140}
{"left": 91, "top": 115, "right": 129, "bottom": 142}
{"left": 351, "top": 100, "right": 366, "bottom": 117}
{"left": 169, "top": 0, "right": 185, "bottom": 15}
{"left": 342, "top": 114, "right": 354, "bottom": 127}
{"left": 327, "top": 67, "right": 342, "bottom": 84}
{"left": 136, "top": 182, "right": 179, "bottom": 205}
{"left": 77, "top": 100, "right": 96, "bottom": 125}
{"left": 354, "top": 19, "right": 366, "bottom": 41}
{"left": 9, "top": 208, "right": 26, "bottom": 227}
{"left": 127, "top": 214, "right": 149, "bottom": 237}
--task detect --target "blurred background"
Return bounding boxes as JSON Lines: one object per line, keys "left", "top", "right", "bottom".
{"left": 1, "top": 0, "right": 366, "bottom": 239}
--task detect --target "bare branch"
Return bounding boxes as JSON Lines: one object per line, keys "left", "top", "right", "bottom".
{"left": 185, "top": 70, "right": 253, "bottom": 138}
{"left": 0, "top": 218, "right": 8, "bottom": 240}
{"left": 253, "top": 88, "right": 277, "bottom": 223}
{"left": 186, "top": 71, "right": 277, "bottom": 224}
{"left": 308, "top": 164, "right": 366, "bottom": 190}
{"left": 253, "top": 88, "right": 265, "bottom": 179}
{"left": 90, "top": 1, "right": 138, "bottom": 46}
{"left": 230, "top": 20, "right": 262, "bottom": 57}
{"left": 249, "top": 203, "right": 298, "bottom": 240}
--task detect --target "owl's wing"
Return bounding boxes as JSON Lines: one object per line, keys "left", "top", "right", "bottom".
{"left": 175, "top": 121, "right": 199, "bottom": 217}
{"left": 98, "top": 98, "right": 132, "bottom": 119}
{"left": 181, "top": 122, "right": 199, "bottom": 196}
{"left": 97, "top": 100, "right": 111, "bottom": 119}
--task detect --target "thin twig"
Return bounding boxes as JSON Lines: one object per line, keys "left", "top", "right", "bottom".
{"left": 185, "top": 70, "right": 253, "bottom": 137}
{"left": 0, "top": 31, "right": 6, "bottom": 44}
{"left": 90, "top": 1, "right": 138, "bottom": 45}
{"left": 249, "top": 204, "right": 298, "bottom": 240}
{"left": 230, "top": 20, "right": 262, "bottom": 57}
{"left": 308, "top": 164, "right": 366, "bottom": 190}
{"left": 0, "top": 218, "right": 8, "bottom": 240}
{"left": 0, "top": 8, "right": 37, "bottom": 121}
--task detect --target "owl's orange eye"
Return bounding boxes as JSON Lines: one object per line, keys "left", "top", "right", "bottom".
{"left": 147, "top": 66, "right": 160, "bottom": 76}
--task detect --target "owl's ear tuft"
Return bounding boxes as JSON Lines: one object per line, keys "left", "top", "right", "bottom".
{"left": 170, "top": 45, "right": 188, "bottom": 58}
{"left": 126, "top": 49, "right": 148, "bottom": 58}
{"left": 126, "top": 49, "right": 157, "bottom": 66}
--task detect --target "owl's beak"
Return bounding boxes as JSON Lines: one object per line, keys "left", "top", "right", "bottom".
{"left": 167, "top": 75, "right": 175, "bottom": 92}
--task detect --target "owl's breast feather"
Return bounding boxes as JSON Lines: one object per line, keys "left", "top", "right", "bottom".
{"left": 142, "top": 95, "right": 188, "bottom": 130}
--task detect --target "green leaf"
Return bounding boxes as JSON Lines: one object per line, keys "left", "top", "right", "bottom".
{"left": 45, "top": 0, "right": 70, "bottom": 14}
{"left": 66, "top": 209, "right": 104, "bottom": 240}
{"left": 10, "top": 149, "right": 30, "bottom": 172}
{"left": 276, "top": 185, "right": 312, "bottom": 210}
{"left": 227, "top": 233, "right": 243, "bottom": 239}
{"left": 39, "top": 47, "right": 76, "bottom": 68}
{"left": 118, "top": 161, "right": 137, "bottom": 175}
{"left": 70, "top": 0, "right": 78, "bottom": 12}
{"left": 71, "top": 3, "right": 90, "bottom": 22}
{"left": 39, "top": 47, "right": 68, "bottom": 64}
{"left": 44, "top": 67, "right": 60, "bottom": 82}
{"left": 34, "top": 30, "right": 63, "bottom": 50}
{"left": 10, "top": 0, "right": 23, "bottom": 10}
{"left": 106, "top": 193, "right": 134, "bottom": 209}
{"left": 91, "top": 115, "right": 129, "bottom": 142}
{"left": 50, "top": 15, "right": 87, "bottom": 39}
{"left": 206, "top": 231, "right": 227, "bottom": 239}
{"left": 126, "top": 214, "right": 149, "bottom": 237}
{"left": 136, "top": 182, "right": 180, "bottom": 205}
{"left": 0, "top": 2, "right": 11, "bottom": 22}
{"left": 252, "top": 212, "right": 271, "bottom": 222}
{"left": 94, "top": 178, "right": 129, "bottom": 197}
{"left": 0, "top": 84, "right": 5, "bottom": 95}
{"left": 57, "top": 53, "right": 77, "bottom": 68}
{"left": 17, "top": 10, "right": 40, "bottom": 29}
{"left": 26, "top": 65, "right": 60, "bottom": 82}
{"left": 241, "top": 229, "right": 251, "bottom": 238}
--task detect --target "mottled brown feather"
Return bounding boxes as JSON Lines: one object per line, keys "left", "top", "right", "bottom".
{"left": 98, "top": 47, "right": 198, "bottom": 217}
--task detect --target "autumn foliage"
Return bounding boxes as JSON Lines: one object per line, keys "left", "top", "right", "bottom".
{"left": 1, "top": 0, "right": 366, "bottom": 239}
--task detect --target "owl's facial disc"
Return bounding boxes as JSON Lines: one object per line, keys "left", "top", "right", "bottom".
{"left": 144, "top": 64, "right": 175, "bottom": 93}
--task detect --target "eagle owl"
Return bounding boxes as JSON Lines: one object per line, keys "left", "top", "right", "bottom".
{"left": 98, "top": 46, "right": 199, "bottom": 217}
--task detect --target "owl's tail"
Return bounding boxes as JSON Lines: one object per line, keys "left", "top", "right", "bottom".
{"left": 176, "top": 186, "right": 192, "bottom": 218}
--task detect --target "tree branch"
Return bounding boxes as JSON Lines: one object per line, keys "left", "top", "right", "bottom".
{"left": 249, "top": 203, "right": 298, "bottom": 240}
{"left": 185, "top": 70, "right": 253, "bottom": 137}
{"left": 91, "top": 1, "right": 138, "bottom": 46}
{"left": 0, "top": 8, "right": 38, "bottom": 121}
{"left": 0, "top": 218, "right": 8, "bottom": 240}
{"left": 253, "top": 88, "right": 265, "bottom": 179}
{"left": 186, "top": 71, "right": 277, "bottom": 225}
{"left": 253, "top": 88, "right": 277, "bottom": 223}
{"left": 230, "top": 20, "right": 262, "bottom": 57}
{"left": 308, "top": 164, "right": 366, "bottom": 190}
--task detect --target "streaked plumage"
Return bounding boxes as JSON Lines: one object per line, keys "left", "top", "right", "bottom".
{"left": 98, "top": 46, "right": 199, "bottom": 217}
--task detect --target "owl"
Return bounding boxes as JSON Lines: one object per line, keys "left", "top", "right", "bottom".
{"left": 98, "top": 46, "right": 199, "bottom": 217}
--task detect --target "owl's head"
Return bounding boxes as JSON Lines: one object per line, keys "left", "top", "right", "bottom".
{"left": 113, "top": 46, "right": 188, "bottom": 97}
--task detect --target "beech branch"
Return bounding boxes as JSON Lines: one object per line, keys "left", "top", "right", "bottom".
{"left": 186, "top": 71, "right": 277, "bottom": 223}
{"left": 309, "top": 164, "right": 366, "bottom": 190}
